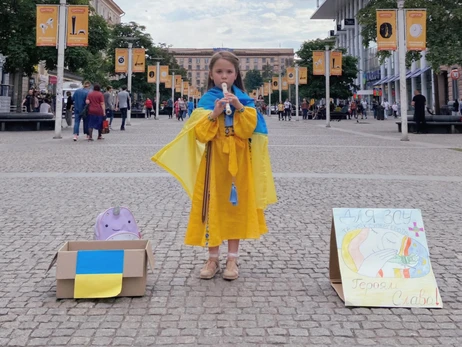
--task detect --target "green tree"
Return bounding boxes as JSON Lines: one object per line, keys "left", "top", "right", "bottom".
{"left": 357, "top": 0, "right": 462, "bottom": 70}
{"left": 244, "top": 69, "right": 263, "bottom": 92}
{"left": 297, "top": 39, "right": 359, "bottom": 99}
{"left": 261, "top": 62, "right": 274, "bottom": 81}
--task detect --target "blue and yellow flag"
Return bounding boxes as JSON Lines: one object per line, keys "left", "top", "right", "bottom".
{"left": 152, "top": 86, "right": 277, "bottom": 210}
{"left": 74, "top": 250, "right": 124, "bottom": 298}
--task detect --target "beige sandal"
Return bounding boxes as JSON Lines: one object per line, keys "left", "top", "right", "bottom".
{"left": 223, "top": 258, "right": 239, "bottom": 280}
{"left": 200, "top": 258, "right": 220, "bottom": 279}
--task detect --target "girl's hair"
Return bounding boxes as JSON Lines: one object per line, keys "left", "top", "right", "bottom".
{"left": 207, "top": 51, "right": 245, "bottom": 91}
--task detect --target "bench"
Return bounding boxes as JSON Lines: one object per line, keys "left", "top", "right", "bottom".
{"left": 0, "top": 113, "right": 55, "bottom": 131}
{"left": 396, "top": 121, "right": 462, "bottom": 134}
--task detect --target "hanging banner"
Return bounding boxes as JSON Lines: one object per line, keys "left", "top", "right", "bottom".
{"left": 67, "top": 6, "right": 89, "bottom": 47}
{"left": 115, "top": 48, "right": 128, "bottom": 73}
{"left": 263, "top": 83, "right": 269, "bottom": 96}
{"left": 251, "top": 90, "right": 257, "bottom": 98}
{"left": 36, "top": 5, "right": 59, "bottom": 47}
{"left": 313, "top": 51, "right": 326, "bottom": 76}
{"left": 132, "top": 48, "right": 146, "bottom": 73}
{"left": 406, "top": 10, "right": 427, "bottom": 51}
{"left": 299, "top": 67, "right": 308, "bottom": 84}
{"left": 331, "top": 51, "right": 343, "bottom": 76}
{"left": 147, "top": 66, "right": 156, "bottom": 83}
{"left": 183, "top": 81, "right": 189, "bottom": 95}
{"left": 176, "top": 79, "right": 182, "bottom": 93}
{"left": 160, "top": 66, "right": 169, "bottom": 83}
{"left": 286, "top": 67, "right": 296, "bottom": 84}
{"left": 376, "top": 10, "right": 397, "bottom": 51}
{"left": 272, "top": 77, "right": 279, "bottom": 89}
{"left": 281, "top": 77, "right": 288, "bottom": 90}
{"left": 165, "top": 76, "right": 172, "bottom": 88}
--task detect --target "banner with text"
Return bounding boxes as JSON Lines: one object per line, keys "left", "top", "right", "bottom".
{"left": 377, "top": 10, "right": 397, "bottom": 51}
{"left": 160, "top": 66, "right": 169, "bottom": 83}
{"left": 115, "top": 48, "right": 128, "bottom": 73}
{"left": 272, "top": 77, "right": 279, "bottom": 89}
{"left": 132, "top": 48, "right": 146, "bottom": 73}
{"left": 36, "top": 5, "right": 59, "bottom": 47}
{"left": 67, "top": 6, "right": 89, "bottom": 47}
{"left": 299, "top": 67, "right": 308, "bottom": 84}
{"left": 165, "top": 76, "right": 172, "bottom": 88}
{"left": 313, "top": 51, "right": 326, "bottom": 76}
{"left": 286, "top": 67, "right": 296, "bottom": 84}
{"left": 406, "top": 10, "right": 427, "bottom": 51}
{"left": 263, "top": 82, "right": 269, "bottom": 96}
{"left": 281, "top": 77, "right": 288, "bottom": 90}
{"left": 331, "top": 51, "right": 343, "bottom": 76}
{"left": 147, "top": 66, "right": 156, "bottom": 83}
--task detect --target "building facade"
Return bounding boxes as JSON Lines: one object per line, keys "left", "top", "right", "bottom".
{"left": 169, "top": 48, "right": 294, "bottom": 92}
{"left": 312, "top": 0, "right": 438, "bottom": 110}
{"left": 90, "top": 0, "right": 125, "bottom": 25}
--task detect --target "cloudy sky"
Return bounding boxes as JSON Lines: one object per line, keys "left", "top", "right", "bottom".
{"left": 115, "top": 0, "right": 333, "bottom": 52}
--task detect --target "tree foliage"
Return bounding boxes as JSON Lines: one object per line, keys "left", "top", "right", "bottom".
{"left": 357, "top": 0, "right": 462, "bottom": 70}
{"left": 244, "top": 69, "right": 263, "bottom": 92}
{"left": 296, "top": 39, "right": 359, "bottom": 99}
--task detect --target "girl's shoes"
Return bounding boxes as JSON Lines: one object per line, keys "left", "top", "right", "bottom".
{"left": 223, "top": 259, "right": 239, "bottom": 281}
{"left": 200, "top": 258, "right": 220, "bottom": 279}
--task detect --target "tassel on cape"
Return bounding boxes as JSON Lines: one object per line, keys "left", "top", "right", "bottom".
{"left": 229, "top": 182, "right": 238, "bottom": 206}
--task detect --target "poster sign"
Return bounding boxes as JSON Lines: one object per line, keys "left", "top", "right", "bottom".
{"left": 165, "top": 75, "right": 172, "bottom": 88}
{"left": 147, "top": 66, "right": 156, "bottom": 83}
{"left": 183, "top": 82, "right": 189, "bottom": 95}
{"left": 313, "top": 51, "right": 325, "bottom": 76}
{"left": 331, "top": 51, "right": 342, "bottom": 76}
{"left": 263, "top": 82, "right": 269, "bottom": 96}
{"left": 376, "top": 10, "right": 397, "bottom": 51}
{"left": 132, "top": 48, "right": 146, "bottom": 73}
{"left": 175, "top": 79, "right": 182, "bottom": 93}
{"left": 115, "top": 48, "right": 128, "bottom": 73}
{"left": 286, "top": 67, "right": 296, "bottom": 84}
{"left": 67, "top": 6, "right": 89, "bottom": 47}
{"left": 160, "top": 66, "right": 169, "bottom": 83}
{"left": 299, "top": 67, "right": 308, "bottom": 84}
{"left": 281, "top": 77, "right": 288, "bottom": 90}
{"left": 451, "top": 69, "right": 460, "bottom": 80}
{"left": 330, "top": 208, "right": 443, "bottom": 308}
{"left": 36, "top": 5, "right": 59, "bottom": 47}
{"left": 271, "top": 77, "right": 279, "bottom": 89}
{"left": 406, "top": 10, "right": 427, "bottom": 51}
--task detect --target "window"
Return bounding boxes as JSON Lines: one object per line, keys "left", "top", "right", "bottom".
{"left": 179, "top": 58, "right": 184, "bottom": 65}
{"left": 188, "top": 72, "right": 192, "bottom": 79}
{"left": 246, "top": 65, "right": 250, "bottom": 71}
{"left": 262, "top": 58, "right": 267, "bottom": 64}
{"left": 188, "top": 58, "right": 192, "bottom": 63}
{"left": 196, "top": 79, "right": 200, "bottom": 86}
{"left": 196, "top": 65, "right": 200, "bottom": 70}
{"left": 196, "top": 58, "right": 201, "bottom": 63}
{"left": 271, "top": 57, "right": 274, "bottom": 63}
{"left": 196, "top": 72, "right": 200, "bottom": 78}
{"left": 205, "top": 58, "right": 209, "bottom": 64}
{"left": 254, "top": 58, "right": 258, "bottom": 64}
{"left": 246, "top": 58, "right": 250, "bottom": 63}
{"left": 188, "top": 64, "right": 192, "bottom": 70}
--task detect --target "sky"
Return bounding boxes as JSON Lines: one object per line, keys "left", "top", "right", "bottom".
{"left": 114, "top": 0, "right": 334, "bottom": 53}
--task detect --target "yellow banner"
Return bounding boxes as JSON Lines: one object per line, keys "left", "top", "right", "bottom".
{"left": 272, "top": 77, "right": 279, "bottom": 89}
{"left": 36, "top": 5, "right": 59, "bottom": 47}
{"left": 115, "top": 48, "right": 128, "bottom": 73}
{"left": 377, "top": 10, "right": 397, "bottom": 51}
{"left": 313, "top": 51, "right": 326, "bottom": 76}
{"left": 282, "top": 78, "right": 288, "bottom": 90}
{"left": 331, "top": 51, "right": 343, "bottom": 76}
{"left": 406, "top": 10, "right": 427, "bottom": 51}
{"left": 299, "top": 67, "right": 308, "bottom": 84}
{"left": 251, "top": 90, "right": 257, "bottom": 98}
{"left": 160, "top": 66, "right": 169, "bottom": 83}
{"left": 183, "top": 81, "right": 189, "bottom": 95}
{"left": 165, "top": 75, "right": 172, "bottom": 88}
{"left": 263, "top": 83, "right": 269, "bottom": 96}
{"left": 286, "top": 67, "right": 296, "bottom": 84}
{"left": 132, "top": 48, "right": 146, "bottom": 73}
{"left": 147, "top": 66, "right": 156, "bottom": 83}
{"left": 176, "top": 79, "right": 182, "bottom": 93}
{"left": 67, "top": 6, "right": 89, "bottom": 47}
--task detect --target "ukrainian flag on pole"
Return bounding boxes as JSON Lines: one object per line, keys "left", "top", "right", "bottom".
{"left": 74, "top": 250, "right": 124, "bottom": 298}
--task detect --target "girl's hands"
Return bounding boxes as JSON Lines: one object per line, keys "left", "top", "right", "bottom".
{"left": 224, "top": 92, "right": 243, "bottom": 109}
{"left": 210, "top": 93, "right": 244, "bottom": 120}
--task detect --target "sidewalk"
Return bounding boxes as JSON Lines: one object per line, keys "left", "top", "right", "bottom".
{"left": 0, "top": 116, "right": 461, "bottom": 346}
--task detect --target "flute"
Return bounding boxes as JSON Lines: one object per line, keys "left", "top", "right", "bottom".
{"left": 221, "top": 83, "right": 233, "bottom": 115}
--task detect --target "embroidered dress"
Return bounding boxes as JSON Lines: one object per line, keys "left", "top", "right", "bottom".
{"left": 152, "top": 86, "right": 277, "bottom": 247}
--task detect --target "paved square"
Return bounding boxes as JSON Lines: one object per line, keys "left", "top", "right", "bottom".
{"left": 1, "top": 115, "right": 461, "bottom": 346}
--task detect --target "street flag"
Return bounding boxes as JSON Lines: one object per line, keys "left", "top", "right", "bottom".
{"left": 147, "top": 66, "right": 156, "bottom": 83}
{"left": 272, "top": 77, "right": 279, "bottom": 89}
{"left": 282, "top": 77, "right": 288, "bottom": 90}
{"left": 331, "top": 51, "right": 343, "bottom": 76}
{"left": 132, "top": 48, "right": 146, "bottom": 73}
{"left": 183, "top": 81, "right": 189, "bottom": 95}
{"left": 286, "top": 67, "right": 296, "bottom": 84}
{"left": 165, "top": 76, "right": 172, "bottom": 88}
{"left": 299, "top": 67, "right": 308, "bottom": 84}
{"left": 74, "top": 250, "right": 124, "bottom": 299}
{"left": 115, "top": 49, "right": 128, "bottom": 73}
{"left": 313, "top": 51, "right": 326, "bottom": 76}
{"left": 376, "top": 10, "right": 397, "bottom": 51}
{"left": 263, "top": 83, "right": 269, "bottom": 96}
{"left": 160, "top": 66, "right": 169, "bottom": 83}
{"left": 176, "top": 79, "right": 182, "bottom": 93}
{"left": 406, "top": 10, "right": 427, "bottom": 51}
{"left": 36, "top": 5, "right": 59, "bottom": 47}
{"left": 67, "top": 6, "right": 89, "bottom": 47}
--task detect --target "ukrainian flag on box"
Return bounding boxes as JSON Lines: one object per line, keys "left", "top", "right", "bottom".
{"left": 74, "top": 250, "right": 124, "bottom": 298}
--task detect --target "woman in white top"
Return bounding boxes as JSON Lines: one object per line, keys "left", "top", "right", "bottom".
{"left": 39, "top": 99, "right": 52, "bottom": 114}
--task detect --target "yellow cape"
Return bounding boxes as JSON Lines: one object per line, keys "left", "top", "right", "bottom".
{"left": 151, "top": 108, "right": 277, "bottom": 210}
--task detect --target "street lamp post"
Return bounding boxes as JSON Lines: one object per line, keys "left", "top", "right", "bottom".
{"left": 268, "top": 80, "right": 272, "bottom": 117}
{"left": 53, "top": 0, "right": 66, "bottom": 139}
{"left": 171, "top": 72, "right": 175, "bottom": 113}
{"left": 125, "top": 38, "right": 136, "bottom": 126}
{"left": 295, "top": 64, "right": 300, "bottom": 121}
{"left": 398, "top": 0, "right": 409, "bottom": 141}
{"left": 278, "top": 70, "right": 282, "bottom": 102}
{"left": 325, "top": 45, "right": 331, "bottom": 128}
{"left": 155, "top": 60, "right": 160, "bottom": 120}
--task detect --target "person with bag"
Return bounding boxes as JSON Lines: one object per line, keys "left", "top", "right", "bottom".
{"left": 85, "top": 84, "right": 105, "bottom": 141}
{"left": 73, "top": 81, "right": 91, "bottom": 141}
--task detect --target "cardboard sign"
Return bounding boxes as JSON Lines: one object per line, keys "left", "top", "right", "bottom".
{"left": 330, "top": 208, "right": 442, "bottom": 308}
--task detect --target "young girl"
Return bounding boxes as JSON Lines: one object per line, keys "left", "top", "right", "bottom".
{"left": 152, "top": 51, "right": 277, "bottom": 280}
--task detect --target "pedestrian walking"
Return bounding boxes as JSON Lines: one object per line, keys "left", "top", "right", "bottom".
{"left": 104, "top": 86, "right": 114, "bottom": 129}
{"left": 301, "top": 98, "right": 308, "bottom": 120}
{"left": 65, "top": 91, "right": 73, "bottom": 127}
{"left": 277, "top": 101, "right": 284, "bottom": 120}
{"left": 167, "top": 98, "right": 173, "bottom": 119}
{"left": 284, "top": 98, "right": 291, "bottom": 120}
{"left": 411, "top": 90, "right": 427, "bottom": 134}
{"left": 188, "top": 97, "right": 194, "bottom": 117}
{"left": 73, "top": 81, "right": 91, "bottom": 141}
{"left": 85, "top": 84, "right": 105, "bottom": 141}
{"left": 144, "top": 98, "right": 153, "bottom": 119}
{"left": 151, "top": 51, "right": 277, "bottom": 281}
{"left": 178, "top": 97, "right": 186, "bottom": 121}
{"left": 392, "top": 102, "right": 398, "bottom": 118}
{"left": 116, "top": 86, "right": 130, "bottom": 131}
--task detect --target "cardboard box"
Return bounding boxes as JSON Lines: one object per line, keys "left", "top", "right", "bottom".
{"left": 47, "top": 240, "right": 155, "bottom": 299}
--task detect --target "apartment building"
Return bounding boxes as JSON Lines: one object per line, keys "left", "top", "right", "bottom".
{"left": 90, "top": 0, "right": 125, "bottom": 24}
{"left": 169, "top": 48, "right": 294, "bottom": 91}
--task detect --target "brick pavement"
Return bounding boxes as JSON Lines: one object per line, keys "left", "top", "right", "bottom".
{"left": 0, "top": 115, "right": 461, "bottom": 346}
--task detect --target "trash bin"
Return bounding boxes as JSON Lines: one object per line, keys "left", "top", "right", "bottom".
{"left": 377, "top": 105, "right": 385, "bottom": 120}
